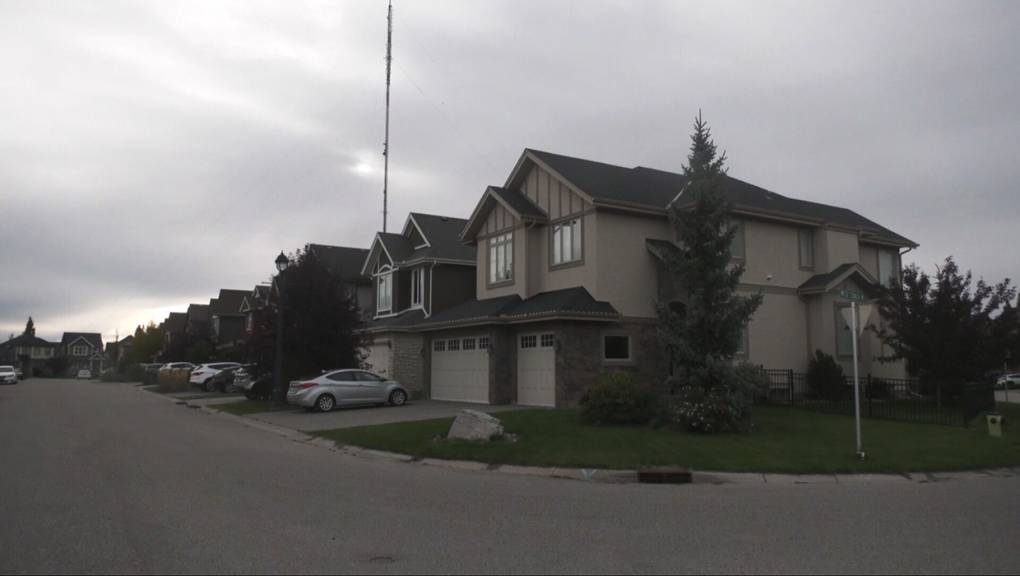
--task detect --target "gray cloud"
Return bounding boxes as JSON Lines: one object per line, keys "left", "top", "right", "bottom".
{"left": 2, "top": 0, "right": 1017, "bottom": 343}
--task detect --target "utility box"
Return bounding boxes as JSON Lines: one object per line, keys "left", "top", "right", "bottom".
{"left": 987, "top": 412, "right": 1003, "bottom": 437}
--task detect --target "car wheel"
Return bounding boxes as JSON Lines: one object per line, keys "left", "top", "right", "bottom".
{"left": 388, "top": 389, "right": 407, "bottom": 406}
{"left": 222, "top": 381, "right": 237, "bottom": 394}
{"left": 204, "top": 379, "right": 217, "bottom": 392}
{"left": 243, "top": 390, "right": 256, "bottom": 400}
{"left": 315, "top": 394, "right": 336, "bottom": 412}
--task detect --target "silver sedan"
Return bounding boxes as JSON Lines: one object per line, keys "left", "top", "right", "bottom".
{"left": 287, "top": 369, "right": 409, "bottom": 412}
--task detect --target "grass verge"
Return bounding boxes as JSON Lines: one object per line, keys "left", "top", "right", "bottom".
{"left": 310, "top": 403, "right": 1020, "bottom": 474}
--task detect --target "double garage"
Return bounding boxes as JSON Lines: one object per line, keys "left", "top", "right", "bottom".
{"left": 430, "top": 332, "right": 556, "bottom": 407}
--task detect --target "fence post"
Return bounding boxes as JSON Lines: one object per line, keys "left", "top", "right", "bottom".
{"left": 788, "top": 369, "right": 794, "bottom": 406}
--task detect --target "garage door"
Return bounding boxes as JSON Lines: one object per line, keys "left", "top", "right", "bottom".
{"left": 517, "top": 333, "right": 556, "bottom": 407}
{"left": 431, "top": 336, "right": 490, "bottom": 403}
{"left": 365, "top": 342, "right": 392, "bottom": 378}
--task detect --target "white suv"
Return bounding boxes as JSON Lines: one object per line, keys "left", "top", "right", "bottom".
{"left": 189, "top": 362, "right": 242, "bottom": 392}
{"left": 0, "top": 365, "right": 17, "bottom": 384}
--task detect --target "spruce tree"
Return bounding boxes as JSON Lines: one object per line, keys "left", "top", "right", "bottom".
{"left": 23, "top": 317, "right": 35, "bottom": 337}
{"left": 656, "top": 113, "right": 763, "bottom": 432}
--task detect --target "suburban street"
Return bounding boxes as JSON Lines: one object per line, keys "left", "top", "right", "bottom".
{"left": 1, "top": 379, "right": 1017, "bottom": 574}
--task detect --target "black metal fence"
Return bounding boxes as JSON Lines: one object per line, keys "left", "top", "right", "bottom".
{"left": 761, "top": 369, "right": 996, "bottom": 427}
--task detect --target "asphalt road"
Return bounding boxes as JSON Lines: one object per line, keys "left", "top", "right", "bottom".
{"left": 1, "top": 379, "right": 1018, "bottom": 574}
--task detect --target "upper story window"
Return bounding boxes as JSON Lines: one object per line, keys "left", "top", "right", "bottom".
{"left": 411, "top": 268, "right": 424, "bottom": 308}
{"left": 377, "top": 271, "right": 392, "bottom": 313}
{"left": 798, "top": 229, "right": 814, "bottom": 270}
{"left": 729, "top": 220, "right": 744, "bottom": 260}
{"left": 878, "top": 249, "right": 897, "bottom": 287}
{"left": 488, "top": 232, "right": 514, "bottom": 285}
{"left": 552, "top": 217, "right": 582, "bottom": 266}
{"left": 72, "top": 345, "right": 88, "bottom": 356}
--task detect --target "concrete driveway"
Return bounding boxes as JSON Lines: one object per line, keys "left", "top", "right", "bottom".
{"left": 243, "top": 399, "right": 532, "bottom": 432}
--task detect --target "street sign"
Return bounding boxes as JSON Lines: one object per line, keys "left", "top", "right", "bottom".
{"left": 839, "top": 289, "right": 867, "bottom": 302}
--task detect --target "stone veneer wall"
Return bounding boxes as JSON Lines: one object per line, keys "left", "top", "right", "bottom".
{"left": 555, "top": 319, "right": 667, "bottom": 406}
{"left": 389, "top": 332, "right": 424, "bottom": 394}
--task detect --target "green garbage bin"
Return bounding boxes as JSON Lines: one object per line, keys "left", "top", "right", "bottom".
{"left": 987, "top": 412, "right": 1002, "bottom": 437}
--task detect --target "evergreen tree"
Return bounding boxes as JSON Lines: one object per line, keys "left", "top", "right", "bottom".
{"left": 249, "top": 245, "right": 369, "bottom": 381}
{"left": 656, "top": 114, "right": 763, "bottom": 432}
{"left": 872, "top": 257, "right": 1016, "bottom": 389}
{"left": 23, "top": 317, "right": 35, "bottom": 337}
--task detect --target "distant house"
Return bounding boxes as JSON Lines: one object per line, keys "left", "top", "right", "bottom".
{"left": 104, "top": 334, "right": 134, "bottom": 368}
{"left": 209, "top": 289, "right": 249, "bottom": 347}
{"left": 60, "top": 332, "right": 105, "bottom": 374}
{"left": 241, "top": 285, "right": 271, "bottom": 337}
{"left": 307, "top": 244, "right": 373, "bottom": 319}
{"left": 161, "top": 312, "right": 188, "bottom": 361}
{"left": 0, "top": 334, "right": 57, "bottom": 376}
{"left": 360, "top": 213, "right": 477, "bottom": 390}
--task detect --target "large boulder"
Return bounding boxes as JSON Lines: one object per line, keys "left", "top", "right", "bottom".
{"left": 448, "top": 409, "right": 504, "bottom": 441}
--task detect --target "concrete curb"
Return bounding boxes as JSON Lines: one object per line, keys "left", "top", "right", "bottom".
{"left": 137, "top": 386, "right": 1020, "bottom": 486}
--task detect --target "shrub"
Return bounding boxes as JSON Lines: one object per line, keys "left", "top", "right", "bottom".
{"left": 578, "top": 371, "right": 658, "bottom": 426}
{"left": 666, "top": 358, "right": 756, "bottom": 433}
{"left": 734, "top": 362, "right": 771, "bottom": 401}
{"left": 155, "top": 369, "right": 191, "bottom": 393}
{"left": 806, "top": 350, "right": 846, "bottom": 401}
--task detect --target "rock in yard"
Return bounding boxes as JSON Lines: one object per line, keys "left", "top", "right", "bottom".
{"left": 448, "top": 409, "right": 504, "bottom": 441}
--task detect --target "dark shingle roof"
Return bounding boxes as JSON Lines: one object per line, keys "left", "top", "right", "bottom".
{"left": 405, "top": 213, "right": 476, "bottom": 263}
{"left": 165, "top": 312, "right": 187, "bottom": 333}
{"left": 0, "top": 334, "right": 53, "bottom": 350}
{"left": 210, "top": 289, "right": 249, "bottom": 316}
{"left": 309, "top": 244, "right": 371, "bottom": 282}
{"left": 487, "top": 187, "right": 547, "bottom": 220}
{"left": 378, "top": 233, "right": 415, "bottom": 265}
{"left": 367, "top": 309, "right": 429, "bottom": 331}
{"left": 60, "top": 332, "right": 103, "bottom": 350}
{"left": 399, "top": 287, "right": 618, "bottom": 330}
{"left": 525, "top": 149, "right": 916, "bottom": 247}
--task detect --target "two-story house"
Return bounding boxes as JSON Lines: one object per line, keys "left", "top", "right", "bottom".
{"left": 306, "top": 243, "right": 373, "bottom": 318}
{"left": 388, "top": 149, "right": 915, "bottom": 408}
{"left": 209, "top": 289, "right": 249, "bottom": 348}
{"left": 360, "top": 213, "right": 477, "bottom": 392}
{"left": 0, "top": 334, "right": 56, "bottom": 376}
{"left": 60, "top": 332, "right": 105, "bottom": 374}
{"left": 161, "top": 312, "right": 188, "bottom": 361}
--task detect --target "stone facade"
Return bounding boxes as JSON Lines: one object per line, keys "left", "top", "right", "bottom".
{"left": 389, "top": 332, "right": 424, "bottom": 394}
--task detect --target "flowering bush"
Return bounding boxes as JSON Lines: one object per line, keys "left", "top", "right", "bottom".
{"left": 666, "top": 359, "right": 755, "bottom": 433}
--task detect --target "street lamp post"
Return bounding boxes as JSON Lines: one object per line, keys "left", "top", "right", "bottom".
{"left": 271, "top": 251, "right": 290, "bottom": 409}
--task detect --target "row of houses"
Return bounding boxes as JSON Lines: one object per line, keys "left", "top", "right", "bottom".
{"left": 0, "top": 332, "right": 125, "bottom": 376}
{"left": 31, "top": 148, "right": 914, "bottom": 404}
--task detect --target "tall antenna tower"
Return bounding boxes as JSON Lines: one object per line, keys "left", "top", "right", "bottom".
{"left": 382, "top": 0, "right": 393, "bottom": 232}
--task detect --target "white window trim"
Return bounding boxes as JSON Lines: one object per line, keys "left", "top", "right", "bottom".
{"left": 377, "top": 270, "right": 393, "bottom": 313}
{"left": 488, "top": 232, "right": 514, "bottom": 286}
{"left": 411, "top": 268, "right": 424, "bottom": 308}
{"left": 551, "top": 217, "right": 583, "bottom": 267}
{"left": 798, "top": 229, "right": 814, "bottom": 270}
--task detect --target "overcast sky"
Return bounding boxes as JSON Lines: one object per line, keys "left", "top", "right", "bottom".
{"left": 2, "top": 0, "right": 1017, "bottom": 344}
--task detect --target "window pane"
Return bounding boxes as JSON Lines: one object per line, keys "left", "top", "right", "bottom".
{"left": 878, "top": 250, "right": 895, "bottom": 286}
{"left": 730, "top": 221, "right": 743, "bottom": 259}
{"left": 572, "top": 219, "right": 582, "bottom": 261}
{"left": 603, "top": 335, "right": 630, "bottom": 360}
{"left": 799, "top": 229, "right": 813, "bottom": 268}
{"left": 553, "top": 224, "right": 562, "bottom": 264}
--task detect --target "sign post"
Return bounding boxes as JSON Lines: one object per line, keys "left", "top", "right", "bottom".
{"left": 840, "top": 297, "right": 873, "bottom": 459}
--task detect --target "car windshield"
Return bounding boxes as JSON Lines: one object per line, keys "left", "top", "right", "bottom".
{"left": 0, "top": 367, "right": 14, "bottom": 373}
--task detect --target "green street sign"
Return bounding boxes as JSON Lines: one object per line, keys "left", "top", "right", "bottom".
{"left": 839, "top": 289, "right": 867, "bottom": 303}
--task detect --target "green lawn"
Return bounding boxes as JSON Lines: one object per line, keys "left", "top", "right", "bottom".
{"left": 310, "top": 403, "right": 1020, "bottom": 474}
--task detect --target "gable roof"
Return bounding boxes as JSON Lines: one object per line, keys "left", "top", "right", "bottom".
{"left": 361, "top": 214, "right": 475, "bottom": 276}
{"left": 461, "top": 186, "right": 549, "bottom": 241}
{"left": 798, "top": 263, "right": 879, "bottom": 297}
{"left": 186, "top": 304, "right": 210, "bottom": 324}
{"left": 241, "top": 285, "right": 271, "bottom": 313}
{"left": 60, "top": 332, "right": 103, "bottom": 350}
{"left": 498, "top": 149, "right": 915, "bottom": 248}
{"left": 164, "top": 312, "right": 187, "bottom": 333}
{"left": 210, "top": 289, "right": 249, "bottom": 316}
{"left": 0, "top": 334, "right": 54, "bottom": 351}
{"left": 308, "top": 244, "right": 371, "bottom": 283}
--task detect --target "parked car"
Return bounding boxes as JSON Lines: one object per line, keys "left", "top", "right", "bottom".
{"left": 208, "top": 364, "right": 249, "bottom": 393}
{"left": 287, "top": 369, "right": 409, "bottom": 412}
{"left": 160, "top": 362, "right": 195, "bottom": 373}
{"left": 0, "top": 365, "right": 17, "bottom": 385}
{"left": 15, "top": 367, "right": 23, "bottom": 380}
{"left": 996, "top": 373, "right": 1020, "bottom": 389}
{"left": 234, "top": 366, "right": 273, "bottom": 400}
{"left": 189, "top": 362, "right": 242, "bottom": 392}
{"left": 76, "top": 369, "right": 92, "bottom": 380}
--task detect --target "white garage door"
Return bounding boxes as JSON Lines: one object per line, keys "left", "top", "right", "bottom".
{"left": 431, "top": 336, "right": 490, "bottom": 403}
{"left": 365, "top": 342, "right": 392, "bottom": 378}
{"left": 517, "top": 333, "right": 556, "bottom": 407}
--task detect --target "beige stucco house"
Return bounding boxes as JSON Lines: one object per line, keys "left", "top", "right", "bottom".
{"left": 364, "top": 149, "right": 917, "bottom": 407}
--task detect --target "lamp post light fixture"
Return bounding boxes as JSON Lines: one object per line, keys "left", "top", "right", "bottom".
{"left": 271, "top": 251, "right": 290, "bottom": 409}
